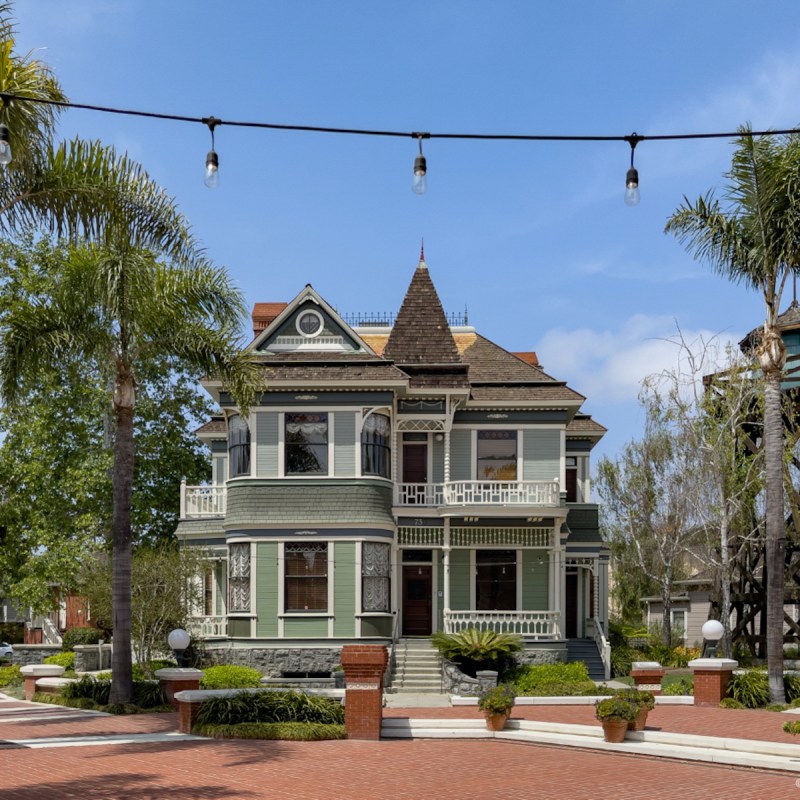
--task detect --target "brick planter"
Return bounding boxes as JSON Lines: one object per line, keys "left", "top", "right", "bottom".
{"left": 340, "top": 645, "right": 388, "bottom": 740}
{"left": 689, "top": 658, "right": 737, "bottom": 706}
{"left": 155, "top": 668, "right": 204, "bottom": 708}
{"left": 630, "top": 661, "right": 665, "bottom": 695}
{"left": 20, "top": 664, "right": 65, "bottom": 701}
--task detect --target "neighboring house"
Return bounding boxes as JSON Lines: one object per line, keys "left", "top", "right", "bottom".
{"left": 643, "top": 577, "right": 714, "bottom": 647}
{"left": 176, "top": 253, "right": 608, "bottom": 677}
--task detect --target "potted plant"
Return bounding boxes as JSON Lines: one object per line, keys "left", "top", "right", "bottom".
{"left": 613, "top": 688, "right": 655, "bottom": 730}
{"left": 595, "top": 696, "right": 638, "bottom": 742}
{"left": 477, "top": 684, "right": 516, "bottom": 731}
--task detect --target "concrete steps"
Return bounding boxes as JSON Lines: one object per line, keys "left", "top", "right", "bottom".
{"left": 387, "top": 639, "right": 443, "bottom": 694}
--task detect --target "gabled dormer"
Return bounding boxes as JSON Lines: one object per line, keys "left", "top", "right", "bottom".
{"left": 252, "top": 284, "right": 377, "bottom": 355}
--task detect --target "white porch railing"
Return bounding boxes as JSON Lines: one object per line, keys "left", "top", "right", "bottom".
{"left": 29, "top": 615, "right": 63, "bottom": 645}
{"left": 181, "top": 483, "right": 227, "bottom": 518}
{"left": 395, "top": 482, "right": 445, "bottom": 506}
{"left": 443, "top": 610, "right": 560, "bottom": 639}
{"left": 187, "top": 615, "right": 228, "bottom": 638}
{"left": 592, "top": 616, "right": 612, "bottom": 681}
{"left": 394, "top": 480, "right": 560, "bottom": 508}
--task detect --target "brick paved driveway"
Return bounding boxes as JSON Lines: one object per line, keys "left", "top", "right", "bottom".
{"left": 2, "top": 728, "right": 800, "bottom": 799}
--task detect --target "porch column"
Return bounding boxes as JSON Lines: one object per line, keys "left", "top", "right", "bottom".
{"left": 443, "top": 520, "right": 451, "bottom": 621}
{"left": 443, "top": 430, "right": 451, "bottom": 484}
{"left": 592, "top": 561, "right": 599, "bottom": 621}
{"left": 391, "top": 425, "right": 399, "bottom": 503}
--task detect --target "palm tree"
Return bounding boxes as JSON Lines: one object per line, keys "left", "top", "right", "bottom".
{"left": 666, "top": 129, "right": 800, "bottom": 703}
{"left": 0, "top": 243, "right": 261, "bottom": 702}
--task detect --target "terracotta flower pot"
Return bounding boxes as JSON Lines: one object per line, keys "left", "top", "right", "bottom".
{"left": 484, "top": 711, "right": 510, "bottom": 731}
{"left": 629, "top": 707, "right": 649, "bottom": 731}
{"left": 601, "top": 717, "right": 629, "bottom": 743}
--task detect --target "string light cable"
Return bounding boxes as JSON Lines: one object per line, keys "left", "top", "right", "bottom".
{"left": 1, "top": 91, "right": 799, "bottom": 202}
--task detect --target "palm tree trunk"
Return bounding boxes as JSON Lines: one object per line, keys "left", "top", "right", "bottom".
{"left": 109, "top": 370, "right": 135, "bottom": 704}
{"left": 764, "top": 368, "right": 786, "bottom": 703}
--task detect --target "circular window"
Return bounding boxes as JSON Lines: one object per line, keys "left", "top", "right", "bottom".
{"left": 296, "top": 310, "right": 323, "bottom": 338}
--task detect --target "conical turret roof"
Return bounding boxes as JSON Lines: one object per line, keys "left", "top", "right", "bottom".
{"left": 383, "top": 254, "right": 462, "bottom": 366}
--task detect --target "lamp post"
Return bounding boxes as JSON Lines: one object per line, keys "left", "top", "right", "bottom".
{"left": 702, "top": 619, "right": 725, "bottom": 658}
{"left": 168, "top": 628, "right": 191, "bottom": 668}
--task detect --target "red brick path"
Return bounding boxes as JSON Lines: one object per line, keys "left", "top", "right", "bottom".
{"left": 3, "top": 699, "right": 800, "bottom": 799}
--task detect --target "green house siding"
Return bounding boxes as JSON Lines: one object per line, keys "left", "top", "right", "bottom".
{"left": 256, "top": 542, "right": 279, "bottom": 637}
{"left": 522, "top": 429, "right": 560, "bottom": 482}
{"left": 228, "top": 618, "right": 251, "bottom": 637}
{"left": 334, "top": 542, "right": 356, "bottom": 637}
{"left": 522, "top": 550, "right": 549, "bottom": 610}
{"left": 334, "top": 412, "right": 356, "bottom": 477}
{"left": 284, "top": 618, "right": 329, "bottom": 637}
{"left": 432, "top": 440, "right": 444, "bottom": 483}
{"left": 255, "top": 412, "right": 279, "bottom": 477}
{"left": 361, "top": 617, "right": 392, "bottom": 637}
{"left": 449, "top": 549, "right": 471, "bottom": 610}
{"left": 450, "top": 429, "right": 472, "bottom": 481}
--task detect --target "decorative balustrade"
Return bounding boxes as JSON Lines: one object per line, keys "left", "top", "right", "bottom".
{"left": 187, "top": 615, "right": 228, "bottom": 638}
{"left": 395, "top": 480, "right": 559, "bottom": 508}
{"left": 181, "top": 483, "right": 227, "bottom": 518}
{"left": 394, "top": 483, "right": 445, "bottom": 506}
{"left": 443, "top": 610, "right": 560, "bottom": 639}
{"left": 592, "top": 616, "right": 612, "bottom": 680}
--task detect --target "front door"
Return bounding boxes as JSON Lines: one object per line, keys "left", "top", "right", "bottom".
{"left": 402, "top": 565, "right": 432, "bottom": 635}
{"left": 565, "top": 572, "right": 578, "bottom": 638}
{"left": 402, "top": 443, "right": 428, "bottom": 483}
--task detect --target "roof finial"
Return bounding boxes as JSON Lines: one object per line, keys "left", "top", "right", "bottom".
{"left": 418, "top": 238, "right": 427, "bottom": 268}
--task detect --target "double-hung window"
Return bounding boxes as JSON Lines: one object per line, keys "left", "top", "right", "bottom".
{"left": 477, "top": 430, "right": 517, "bottom": 480}
{"left": 361, "top": 413, "right": 391, "bottom": 478}
{"left": 285, "top": 413, "right": 329, "bottom": 474}
{"left": 285, "top": 543, "right": 328, "bottom": 611}
{"left": 228, "top": 543, "right": 251, "bottom": 613}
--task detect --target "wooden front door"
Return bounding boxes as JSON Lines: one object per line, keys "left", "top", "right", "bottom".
{"left": 565, "top": 573, "right": 578, "bottom": 638}
{"left": 402, "top": 565, "right": 432, "bottom": 635}
{"left": 402, "top": 443, "right": 428, "bottom": 483}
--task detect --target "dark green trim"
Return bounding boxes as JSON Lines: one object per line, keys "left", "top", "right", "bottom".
{"left": 225, "top": 528, "right": 394, "bottom": 540}
{"left": 454, "top": 410, "right": 569, "bottom": 423}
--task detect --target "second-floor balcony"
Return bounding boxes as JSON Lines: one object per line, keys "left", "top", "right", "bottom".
{"left": 395, "top": 479, "right": 561, "bottom": 508}
{"left": 180, "top": 479, "right": 561, "bottom": 520}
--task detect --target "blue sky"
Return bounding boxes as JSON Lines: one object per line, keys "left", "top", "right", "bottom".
{"left": 12, "top": 1, "right": 800, "bottom": 462}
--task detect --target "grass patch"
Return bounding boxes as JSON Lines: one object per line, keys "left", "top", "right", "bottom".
{"left": 194, "top": 722, "right": 346, "bottom": 740}
{"left": 31, "top": 691, "right": 173, "bottom": 714}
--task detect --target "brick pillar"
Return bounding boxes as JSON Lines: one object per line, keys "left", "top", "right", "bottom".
{"left": 155, "top": 668, "right": 204, "bottom": 709}
{"left": 689, "top": 658, "right": 738, "bottom": 706}
{"left": 630, "top": 661, "right": 665, "bottom": 696}
{"left": 177, "top": 698, "right": 201, "bottom": 733}
{"left": 23, "top": 674, "right": 38, "bottom": 701}
{"left": 340, "top": 645, "right": 388, "bottom": 740}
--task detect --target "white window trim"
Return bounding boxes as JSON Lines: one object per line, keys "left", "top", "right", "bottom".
{"left": 295, "top": 308, "right": 325, "bottom": 338}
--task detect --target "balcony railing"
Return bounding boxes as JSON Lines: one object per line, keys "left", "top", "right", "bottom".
{"left": 187, "top": 615, "right": 228, "bottom": 638}
{"left": 443, "top": 610, "right": 560, "bottom": 639}
{"left": 181, "top": 483, "right": 227, "bottom": 518}
{"left": 395, "top": 480, "right": 560, "bottom": 508}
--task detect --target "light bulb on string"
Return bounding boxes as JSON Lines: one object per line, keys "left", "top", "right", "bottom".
{"left": 624, "top": 133, "right": 642, "bottom": 206}
{"left": 412, "top": 132, "right": 428, "bottom": 194}
{"left": 0, "top": 124, "right": 12, "bottom": 166}
{"left": 203, "top": 116, "right": 220, "bottom": 188}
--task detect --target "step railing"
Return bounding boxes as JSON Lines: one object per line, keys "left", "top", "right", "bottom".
{"left": 592, "top": 617, "right": 611, "bottom": 681}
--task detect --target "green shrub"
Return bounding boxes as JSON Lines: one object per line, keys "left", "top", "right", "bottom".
{"left": 664, "top": 646, "right": 701, "bottom": 668}
{"left": 194, "top": 722, "right": 347, "bottom": 740}
{"left": 95, "top": 661, "right": 178, "bottom": 682}
{"left": 0, "top": 622, "right": 23, "bottom": 644}
{"left": 477, "top": 684, "right": 516, "bottom": 714}
{"left": 431, "top": 629, "right": 522, "bottom": 677}
{"left": 719, "top": 698, "right": 745, "bottom": 709}
{"left": 61, "top": 675, "right": 165, "bottom": 709}
{"left": 784, "top": 720, "right": 800, "bottom": 735}
{"left": 0, "top": 664, "right": 22, "bottom": 687}
{"left": 61, "top": 627, "right": 105, "bottom": 650}
{"left": 201, "top": 665, "right": 263, "bottom": 689}
{"left": 195, "top": 690, "right": 344, "bottom": 727}
{"left": 727, "top": 669, "right": 770, "bottom": 709}
{"left": 662, "top": 679, "right": 693, "bottom": 696}
{"left": 610, "top": 644, "right": 648, "bottom": 678}
{"left": 784, "top": 674, "right": 800, "bottom": 702}
{"left": 32, "top": 693, "right": 98, "bottom": 709}
{"left": 44, "top": 651, "right": 75, "bottom": 669}
{"left": 509, "top": 661, "right": 591, "bottom": 695}
{"left": 766, "top": 703, "right": 788, "bottom": 712}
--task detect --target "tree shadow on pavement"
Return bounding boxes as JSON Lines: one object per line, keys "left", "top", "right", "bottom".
{"left": 3, "top": 772, "right": 254, "bottom": 800}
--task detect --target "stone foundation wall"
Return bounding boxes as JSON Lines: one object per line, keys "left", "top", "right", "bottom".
{"left": 73, "top": 644, "right": 112, "bottom": 672}
{"left": 201, "top": 646, "right": 342, "bottom": 677}
{"left": 516, "top": 647, "right": 567, "bottom": 666}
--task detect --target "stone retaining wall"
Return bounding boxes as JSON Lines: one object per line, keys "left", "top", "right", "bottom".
{"left": 74, "top": 644, "right": 112, "bottom": 672}
{"left": 10, "top": 644, "right": 62, "bottom": 665}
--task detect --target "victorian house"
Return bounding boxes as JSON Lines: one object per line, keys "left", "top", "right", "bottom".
{"left": 176, "top": 252, "right": 609, "bottom": 681}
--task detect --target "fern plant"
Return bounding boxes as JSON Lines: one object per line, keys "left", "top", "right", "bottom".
{"left": 431, "top": 629, "right": 522, "bottom": 662}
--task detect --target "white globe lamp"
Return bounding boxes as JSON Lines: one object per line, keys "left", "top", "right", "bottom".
{"left": 701, "top": 619, "right": 725, "bottom": 657}
{"left": 168, "top": 628, "right": 191, "bottom": 667}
